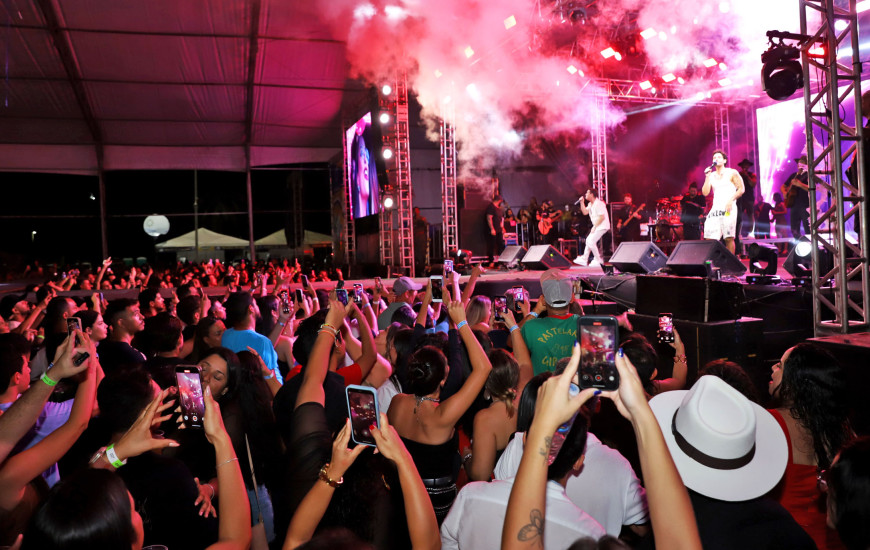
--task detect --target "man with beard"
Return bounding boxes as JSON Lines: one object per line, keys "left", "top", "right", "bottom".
{"left": 221, "top": 291, "right": 283, "bottom": 383}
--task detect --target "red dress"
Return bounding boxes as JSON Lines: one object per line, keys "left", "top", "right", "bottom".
{"left": 768, "top": 409, "right": 845, "bottom": 550}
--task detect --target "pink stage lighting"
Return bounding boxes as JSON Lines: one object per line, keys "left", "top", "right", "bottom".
{"left": 640, "top": 28, "right": 657, "bottom": 39}
{"left": 662, "top": 73, "right": 676, "bottom": 82}
{"left": 601, "top": 47, "right": 616, "bottom": 58}
{"left": 703, "top": 58, "right": 718, "bottom": 68}
{"left": 639, "top": 80, "right": 652, "bottom": 90}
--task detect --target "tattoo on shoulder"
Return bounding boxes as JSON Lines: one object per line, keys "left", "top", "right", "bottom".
{"left": 538, "top": 436, "right": 552, "bottom": 459}
{"left": 518, "top": 509, "right": 545, "bottom": 546}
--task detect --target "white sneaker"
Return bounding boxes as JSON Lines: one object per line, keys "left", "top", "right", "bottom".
{"left": 589, "top": 259, "right": 601, "bottom": 267}
{"left": 573, "top": 256, "right": 588, "bottom": 266}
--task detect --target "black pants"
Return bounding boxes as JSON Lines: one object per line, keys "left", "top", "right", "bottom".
{"left": 485, "top": 230, "right": 503, "bottom": 262}
{"left": 790, "top": 208, "right": 810, "bottom": 239}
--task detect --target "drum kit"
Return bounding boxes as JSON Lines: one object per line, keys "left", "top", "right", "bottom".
{"left": 654, "top": 197, "right": 684, "bottom": 242}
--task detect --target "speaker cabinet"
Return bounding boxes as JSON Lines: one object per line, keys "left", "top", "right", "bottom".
{"left": 521, "top": 245, "right": 573, "bottom": 270}
{"left": 497, "top": 245, "right": 527, "bottom": 265}
{"left": 636, "top": 275, "right": 745, "bottom": 322}
{"left": 609, "top": 242, "right": 668, "bottom": 274}
{"left": 665, "top": 240, "right": 746, "bottom": 277}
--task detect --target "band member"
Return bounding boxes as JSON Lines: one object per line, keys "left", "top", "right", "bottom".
{"left": 615, "top": 193, "right": 643, "bottom": 243}
{"left": 485, "top": 194, "right": 505, "bottom": 265}
{"left": 516, "top": 205, "right": 532, "bottom": 247}
{"left": 702, "top": 149, "right": 745, "bottom": 254}
{"left": 781, "top": 155, "right": 810, "bottom": 240}
{"left": 536, "top": 200, "right": 560, "bottom": 245}
{"left": 737, "top": 159, "right": 758, "bottom": 241}
{"left": 574, "top": 188, "right": 610, "bottom": 266}
{"left": 680, "top": 182, "right": 706, "bottom": 241}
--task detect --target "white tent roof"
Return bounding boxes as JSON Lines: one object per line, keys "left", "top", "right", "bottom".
{"left": 0, "top": 0, "right": 363, "bottom": 174}
{"left": 254, "top": 229, "right": 333, "bottom": 247}
{"left": 156, "top": 228, "right": 250, "bottom": 250}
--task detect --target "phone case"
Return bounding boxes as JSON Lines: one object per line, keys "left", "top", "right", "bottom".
{"left": 345, "top": 384, "right": 379, "bottom": 446}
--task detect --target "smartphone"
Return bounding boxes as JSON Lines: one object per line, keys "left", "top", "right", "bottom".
{"left": 175, "top": 366, "right": 205, "bottom": 429}
{"left": 279, "top": 290, "right": 290, "bottom": 314}
{"left": 336, "top": 280, "right": 345, "bottom": 290}
{"left": 430, "top": 275, "right": 443, "bottom": 303}
{"left": 374, "top": 276, "right": 383, "bottom": 293}
{"left": 295, "top": 288, "right": 304, "bottom": 302}
{"left": 492, "top": 295, "right": 508, "bottom": 322}
{"left": 345, "top": 385, "right": 379, "bottom": 446}
{"left": 335, "top": 288, "right": 349, "bottom": 306}
{"left": 301, "top": 274, "right": 310, "bottom": 289}
{"left": 67, "top": 317, "right": 82, "bottom": 347}
{"left": 353, "top": 283, "right": 364, "bottom": 304}
{"left": 577, "top": 315, "right": 620, "bottom": 391}
{"left": 658, "top": 313, "right": 675, "bottom": 344}
{"left": 444, "top": 260, "right": 453, "bottom": 277}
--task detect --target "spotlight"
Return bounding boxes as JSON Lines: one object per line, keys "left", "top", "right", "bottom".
{"left": 748, "top": 242, "right": 779, "bottom": 275}
{"left": 795, "top": 237, "right": 813, "bottom": 257}
{"left": 382, "top": 194, "right": 395, "bottom": 209}
{"left": 601, "top": 47, "right": 617, "bottom": 59}
{"left": 783, "top": 237, "right": 834, "bottom": 278}
{"left": 379, "top": 112, "right": 390, "bottom": 124}
{"left": 639, "top": 80, "right": 652, "bottom": 90}
{"left": 382, "top": 84, "right": 392, "bottom": 96}
{"left": 703, "top": 58, "right": 718, "bottom": 67}
{"left": 662, "top": 73, "right": 676, "bottom": 82}
{"left": 640, "top": 28, "right": 657, "bottom": 39}
{"left": 761, "top": 43, "right": 803, "bottom": 100}
{"left": 382, "top": 147, "right": 394, "bottom": 160}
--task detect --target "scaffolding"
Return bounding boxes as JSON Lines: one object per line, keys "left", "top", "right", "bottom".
{"left": 440, "top": 102, "right": 459, "bottom": 259}
{"left": 799, "top": 0, "right": 869, "bottom": 333}
{"left": 379, "top": 71, "right": 415, "bottom": 276}
{"left": 713, "top": 104, "right": 732, "bottom": 161}
{"left": 590, "top": 94, "right": 609, "bottom": 203}
{"left": 341, "top": 124, "right": 355, "bottom": 267}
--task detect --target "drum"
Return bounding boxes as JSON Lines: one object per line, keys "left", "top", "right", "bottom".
{"left": 656, "top": 199, "right": 673, "bottom": 223}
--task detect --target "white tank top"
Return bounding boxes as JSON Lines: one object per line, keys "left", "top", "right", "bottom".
{"left": 710, "top": 169, "right": 737, "bottom": 212}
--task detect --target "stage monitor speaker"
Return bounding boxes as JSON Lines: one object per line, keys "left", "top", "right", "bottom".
{"left": 521, "top": 245, "right": 573, "bottom": 270}
{"left": 497, "top": 245, "right": 526, "bottom": 265}
{"left": 609, "top": 241, "right": 668, "bottom": 274}
{"left": 665, "top": 240, "right": 746, "bottom": 277}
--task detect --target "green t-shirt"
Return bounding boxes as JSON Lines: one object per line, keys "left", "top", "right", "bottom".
{"left": 521, "top": 314, "right": 580, "bottom": 375}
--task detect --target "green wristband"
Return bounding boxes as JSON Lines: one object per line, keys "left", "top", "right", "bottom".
{"left": 41, "top": 373, "right": 58, "bottom": 387}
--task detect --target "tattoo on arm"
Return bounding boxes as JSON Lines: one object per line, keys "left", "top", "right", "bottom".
{"left": 518, "top": 509, "right": 545, "bottom": 547}
{"left": 537, "top": 436, "right": 552, "bottom": 459}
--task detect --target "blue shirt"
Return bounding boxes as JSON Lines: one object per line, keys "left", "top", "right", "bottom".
{"left": 221, "top": 328, "right": 283, "bottom": 383}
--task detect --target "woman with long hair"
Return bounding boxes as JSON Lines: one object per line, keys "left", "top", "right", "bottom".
{"left": 187, "top": 317, "right": 225, "bottom": 364}
{"left": 769, "top": 342, "right": 854, "bottom": 550}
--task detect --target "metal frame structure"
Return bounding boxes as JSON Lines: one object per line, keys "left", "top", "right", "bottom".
{"left": 440, "top": 102, "right": 459, "bottom": 259}
{"left": 590, "top": 94, "right": 609, "bottom": 203}
{"left": 799, "top": 0, "right": 869, "bottom": 333}
{"left": 713, "top": 103, "right": 732, "bottom": 161}
{"left": 341, "top": 121, "right": 355, "bottom": 268}
{"left": 379, "top": 71, "right": 416, "bottom": 276}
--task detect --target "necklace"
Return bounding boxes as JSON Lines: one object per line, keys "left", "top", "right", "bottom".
{"left": 413, "top": 395, "right": 440, "bottom": 415}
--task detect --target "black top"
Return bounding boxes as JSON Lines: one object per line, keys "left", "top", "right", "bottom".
{"left": 274, "top": 371, "right": 349, "bottom": 448}
{"left": 784, "top": 170, "right": 810, "bottom": 210}
{"left": 143, "top": 356, "right": 185, "bottom": 389}
{"left": 680, "top": 193, "right": 707, "bottom": 224}
{"left": 485, "top": 202, "right": 504, "bottom": 233}
{"left": 97, "top": 340, "right": 146, "bottom": 375}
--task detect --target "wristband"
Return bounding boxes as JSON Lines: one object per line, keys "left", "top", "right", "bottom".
{"left": 106, "top": 444, "right": 127, "bottom": 469}
{"left": 264, "top": 369, "right": 276, "bottom": 380}
{"left": 277, "top": 321, "right": 286, "bottom": 327}
{"left": 362, "top": 302, "right": 372, "bottom": 309}
{"left": 41, "top": 373, "right": 58, "bottom": 387}
{"left": 322, "top": 322, "right": 338, "bottom": 333}
{"left": 528, "top": 312, "right": 539, "bottom": 318}
{"left": 509, "top": 324, "right": 520, "bottom": 333}
{"left": 318, "top": 463, "right": 344, "bottom": 488}
{"left": 456, "top": 320, "right": 468, "bottom": 330}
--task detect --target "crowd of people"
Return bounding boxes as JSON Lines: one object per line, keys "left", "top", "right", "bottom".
{"left": 0, "top": 261, "right": 867, "bottom": 550}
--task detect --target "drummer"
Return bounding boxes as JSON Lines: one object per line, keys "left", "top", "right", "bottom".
{"left": 680, "top": 182, "right": 706, "bottom": 240}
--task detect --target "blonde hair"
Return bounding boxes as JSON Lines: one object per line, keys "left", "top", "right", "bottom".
{"left": 465, "top": 295, "right": 491, "bottom": 326}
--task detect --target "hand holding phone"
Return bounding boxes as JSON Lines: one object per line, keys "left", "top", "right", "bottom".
{"left": 175, "top": 366, "right": 206, "bottom": 429}
{"left": 657, "top": 313, "right": 675, "bottom": 344}
{"left": 353, "top": 283, "right": 364, "bottom": 304}
{"left": 577, "top": 315, "right": 620, "bottom": 391}
{"left": 279, "top": 290, "right": 291, "bottom": 314}
{"left": 492, "top": 295, "right": 508, "bottom": 322}
{"left": 67, "top": 317, "right": 82, "bottom": 347}
{"left": 430, "top": 275, "right": 443, "bottom": 303}
{"left": 346, "top": 385, "right": 380, "bottom": 446}
{"left": 335, "top": 288, "right": 349, "bottom": 306}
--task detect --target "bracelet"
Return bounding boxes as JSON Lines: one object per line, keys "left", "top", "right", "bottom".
{"left": 264, "top": 369, "right": 276, "bottom": 380}
{"left": 106, "top": 444, "right": 127, "bottom": 469}
{"left": 362, "top": 302, "right": 372, "bottom": 309}
{"left": 674, "top": 354, "right": 687, "bottom": 363}
{"left": 317, "top": 328, "right": 337, "bottom": 340}
{"left": 277, "top": 321, "right": 286, "bottom": 326}
{"left": 217, "top": 457, "right": 239, "bottom": 469}
{"left": 41, "top": 373, "right": 58, "bottom": 387}
{"left": 462, "top": 453, "right": 473, "bottom": 464}
{"left": 456, "top": 320, "right": 468, "bottom": 330}
{"left": 528, "top": 312, "right": 539, "bottom": 318}
{"left": 509, "top": 324, "right": 520, "bottom": 333}
{"left": 204, "top": 483, "right": 215, "bottom": 499}
{"left": 318, "top": 463, "right": 344, "bottom": 488}
{"left": 322, "top": 322, "right": 338, "bottom": 333}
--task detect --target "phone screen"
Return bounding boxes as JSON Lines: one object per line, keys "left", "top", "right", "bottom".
{"left": 67, "top": 317, "right": 81, "bottom": 346}
{"left": 493, "top": 295, "right": 507, "bottom": 321}
{"left": 346, "top": 385, "right": 379, "bottom": 446}
{"left": 430, "top": 276, "right": 443, "bottom": 302}
{"left": 353, "top": 283, "right": 364, "bottom": 303}
{"left": 577, "top": 316, "right": 619, "bottom": 390}
{"left": 279, "top": 290, "right": 290, "bottom": 314}
{"left": 658, "top": 313, "right": 674, "bottom": 343}
{"left": 444, "top": 260, "right": 453, "bottom": 276}
{"left": 301, "top": 274, "right": 310, "bottom": 288}
{"left": 175, "top": 368, "right": 205, "bottom": 428}
{"left": 336, "top": 289, "right": 349, "bottom": 306}
{"left": 295, "top": 289, "right": 304, "bottom": 302}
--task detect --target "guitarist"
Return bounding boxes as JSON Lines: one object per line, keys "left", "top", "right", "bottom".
{"left": 615, "top": 193, "right": 644, "bottom": 243}
{"left": 536, "top": 200, "right": 561, "bottom": 244}
{"left": 780, "top": 155, "right": 810, "bottom": 239}
{"left": 573, "top": 188, "right": 610, "bottom": 267}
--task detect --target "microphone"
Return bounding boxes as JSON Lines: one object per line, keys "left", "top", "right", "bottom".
{"left": 710, "top": 161, "right": 718, "bottom": 172}
{"left": 574, "top": 196, "right": 584, "bottom": 205}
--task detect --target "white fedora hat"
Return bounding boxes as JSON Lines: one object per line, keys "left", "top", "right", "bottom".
{"left": 649, "top": 375, "right": 788, "bottom": 502}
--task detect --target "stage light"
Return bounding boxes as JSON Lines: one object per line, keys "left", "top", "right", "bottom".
{"left": 504, "top": 15, "right": 517, "bottom": 29}
{"left": 382, "top": 147, "right": 394, "bottom": 160}
{"left": 718, "top": 62, "right": 728, "bottom": 70}
{"left": 567, "top": 65, "right": 578, "bottom": 74}
{"left": 662, "top": 73, "right": 676, "bottom": 82}
{"left": 670, "top": 25, "right": 677, "bottom": 34}
{"left": 658, "top": 31, "right": 667, "bottom": 41}
{"left": 379, "top": 112, "right": 390, "bottom": 124}
{"left": 795, "top": 237, "right": 812, "bottom": 257}
{"left": 640, "top": 28, "right": 657, "bottom": 39}
{"left": 382, "top": 84, "right": 392, "bottom": 96}
{"left": 748, "top": 243, "right": 778, "bottom": 275}
{"left": 807, "top": 45, "right": 826, "bottom": 58}
{"left": 696, "top": 91, "right": 706, "bottom": 100}
{"left": 718, "top": 77, "right": 732, "bottom": 87}
{"left": 761, "top": 43, "right": 803, "bottom": 100}
{"left": 464, "top": 46, "right": 475, "bottom": 58}
{"left": 614, "top": 52, "right": 622, "bottom": 61}
{"left": 577, "top": 69, "right": 585, "bottom": 77}
{"left": 601, "top": 47, "right": 616, "bottom": 58}
{"left": 703, "top": 58, "right": 718, "bottom": 68}
{"left": 858, "top": 0, "right": 870, "bottom": 13}
{"left": 650, "top": 87, "right": 657, "bottom": 94}
{"left": 640, "top": 80, "right": 652, "bottom": 90}
{"left": 434, "top": 69, "right": 443, "bottom": 78}
{"left": 382, "top": 194, "right": 395, "bottom": 209}
{"left": 834, "top": 20, "right": 848, "bottom": 31}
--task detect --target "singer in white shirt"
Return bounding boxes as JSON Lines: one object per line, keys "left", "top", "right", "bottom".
{"left": 702, "top": 149, "right": 744, "bottom": 254}
{"left": 574, "top": 188, "right": 610, "bottom": 267}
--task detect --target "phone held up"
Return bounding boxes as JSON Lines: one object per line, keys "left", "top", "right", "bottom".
{"left": 430, "top": 275, "right": 443, "bottom": 303}
{"left": 492, "top": 295, "right": 508, "bottom": 322}
{"left": 353, "top": 283, "right": 364, "bottom": 304}
{"left": 657, "top": 313, "right": 675, "bottom": 344}
{"left": 443, "top": 260, "right": 453, "bottom": 278}
{"left": 346, "top": 385, "right": 380, "bottom": 446}
{"left": 577, "top": 315, "right": 620, "bottom": 391}
{"left": 335, "top": 288, "right": 349, "bottom": 306}
{"left": 175, "top": 365, "right": 206, "bottom": 429}
{"left": 279, "top": 290, "right": 291, "bottom": 314}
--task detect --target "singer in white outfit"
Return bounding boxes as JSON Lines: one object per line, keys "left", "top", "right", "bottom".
{"left": 702, "top": 149, "right": 744, "bottom": 254}
{"left": 574, "top": 188, "right": 610, "bottom": 267}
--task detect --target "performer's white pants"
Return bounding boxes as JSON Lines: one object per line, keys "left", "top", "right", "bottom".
{"left": 582, "top": 226, "right": 609, "bottom": 263}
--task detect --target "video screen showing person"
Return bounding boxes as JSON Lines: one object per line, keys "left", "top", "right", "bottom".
{"left": 345, "top": 113, "right": 381, "bottom": 219}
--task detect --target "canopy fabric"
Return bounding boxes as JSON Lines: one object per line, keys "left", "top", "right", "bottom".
{"left": 156, "top": 228, "right": 250, "bottom": 250}
{"left": 0, "top": 0, "right": 361, "bottom": 174}
{"left": 254, "top": 229, "right": 332, "bottom": 247}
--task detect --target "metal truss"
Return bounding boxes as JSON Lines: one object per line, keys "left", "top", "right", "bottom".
{"left": 341, "top": 120, "right": 355, "bottom": 267}
{"left": 590, "top": 94, "right": 609, "bottom": 203}
{"left": 440, "top": 102, "right": 459, "bottom": 260}
{"left": 800, "top": 0, "right": 869, "bottom": 333}
{"left": 714, "top": 104, "right": 731, "bottom": 161}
